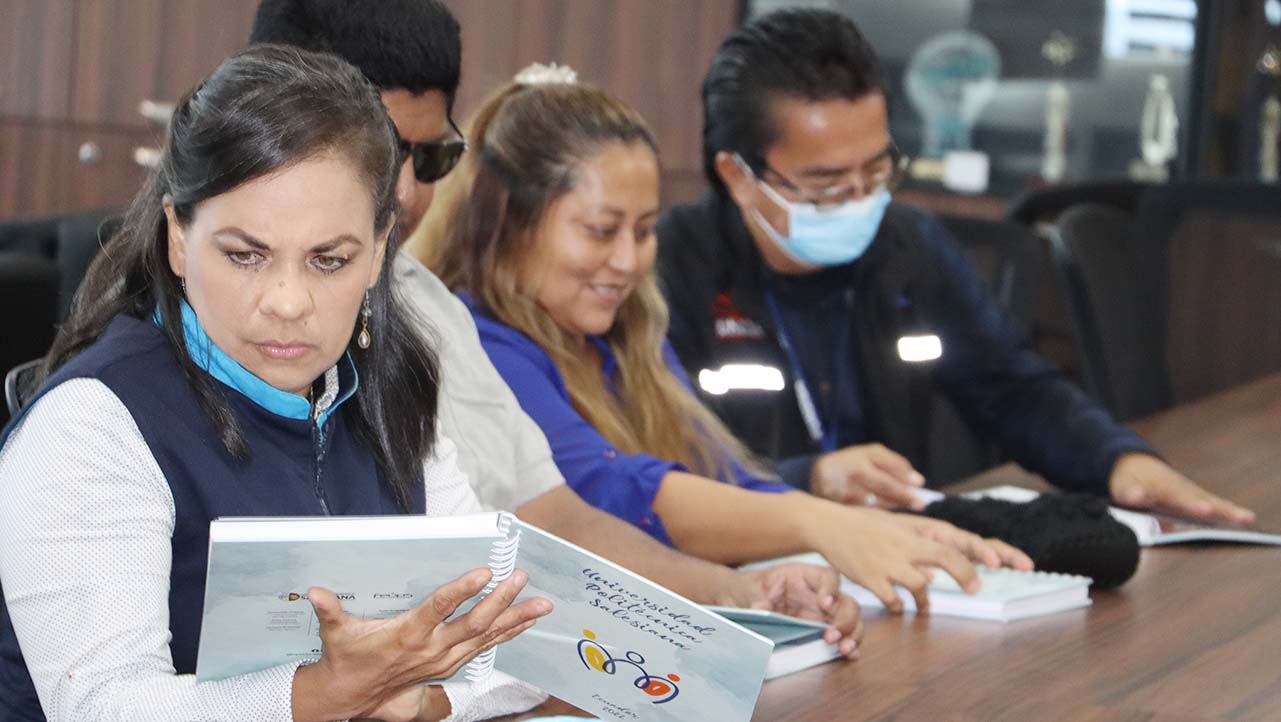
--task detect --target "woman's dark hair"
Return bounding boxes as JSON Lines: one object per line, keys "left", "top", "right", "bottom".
{"left": 44, "top": 44, "right": 439, "bottom": 510}
{"left": 702, "top": 8, "right": 886, "bottom": 194}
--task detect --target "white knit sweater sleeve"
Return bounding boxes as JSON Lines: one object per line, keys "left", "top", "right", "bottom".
{"left": 423, "top": 432, "right": 549, "bottom": 721}
{"left": 0, "top": 378, "right": 301, "bottom": 721}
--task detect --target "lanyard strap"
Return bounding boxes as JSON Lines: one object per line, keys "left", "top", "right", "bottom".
{"left": 764, "top": 291, "right": 843, "bottom": 453}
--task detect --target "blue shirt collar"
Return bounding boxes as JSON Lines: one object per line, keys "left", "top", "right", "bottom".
{"left": 155, "top": 300, "right": 358, "bottom": 426}
{"left": 457, "top": 290, "right": 621, "bottom": 382}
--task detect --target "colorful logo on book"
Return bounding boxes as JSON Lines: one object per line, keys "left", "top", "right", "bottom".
{"left": 576, "top": 629, "right": 681, "bottom": 704}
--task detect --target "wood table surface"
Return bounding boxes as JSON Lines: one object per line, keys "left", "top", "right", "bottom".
{"left": 500, "top": 373, "right": 1281, "bottom": 722}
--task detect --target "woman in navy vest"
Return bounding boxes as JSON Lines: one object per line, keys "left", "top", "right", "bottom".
{"left": 0, "top": 46, "right": 551, "bottom": 722}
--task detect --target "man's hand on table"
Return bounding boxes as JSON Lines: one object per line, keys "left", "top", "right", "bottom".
{"left": 1109, "top": 453, "right": 1256, "bottom": 526}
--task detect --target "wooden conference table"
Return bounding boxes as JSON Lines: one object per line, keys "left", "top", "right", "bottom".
{"left": 504, "top": 372, "right": 1281, "bottom": 722}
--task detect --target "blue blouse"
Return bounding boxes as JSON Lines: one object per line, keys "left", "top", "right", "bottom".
{"left": 459, "top": 293, "right": 792, "bottom": 546}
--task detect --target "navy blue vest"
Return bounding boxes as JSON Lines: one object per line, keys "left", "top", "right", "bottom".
{"left": 0, "top": 313, "right": 425, "bottom": 720}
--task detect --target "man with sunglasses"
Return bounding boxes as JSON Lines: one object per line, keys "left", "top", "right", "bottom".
{"left": 657, "top": 8, "right": 1254, "bottom": 527}
{"left": 250, "top": 0, "right": 467, "bottom": 240}
{"left": 396, "top": 117, "right": 467, "bottom": 214}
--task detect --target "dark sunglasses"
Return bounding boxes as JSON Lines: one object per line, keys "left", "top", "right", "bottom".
{"left": 398, "top": 117, "right": 468, "bottom": 183}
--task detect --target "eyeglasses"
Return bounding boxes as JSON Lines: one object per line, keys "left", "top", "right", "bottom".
{"left": 754, "top": 143, "right": 909, "bottom": 209}
{"left": 398, "top": 116, "right": 468, "bottom": 183}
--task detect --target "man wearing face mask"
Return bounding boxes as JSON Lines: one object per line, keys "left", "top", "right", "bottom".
{"left": 657, "top": 8, "right": 1255, "bottom": 527}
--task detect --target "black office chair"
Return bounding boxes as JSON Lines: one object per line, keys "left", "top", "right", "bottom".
{"left": 1006, "top": 180, "right": 1150, "bottom": 227}
{"left": 928, "top": 215, "right": 1046, "bottom": 483}
{"left": 0, "top": 208, "right": 120, "bottom": 322}
{"left": 56, "top": 213, "right": 122, "bottom": 320}
{"left": 938, "top": 215, "right": 1044, "bottom": 332}
{"left": 1049, "top": 204, "right": 1170, "bottom": 421}
{"left": 4, "top": 358, "right": 44, "bottom": 419}
{"left": 1048, "top": 182, "right": 1281, "bottom": 421}
{"left": 0, "top": 255, "right": 58, "bottom": 426}
{"left": 0, "top": 213, "right": 66, "bottom": 258}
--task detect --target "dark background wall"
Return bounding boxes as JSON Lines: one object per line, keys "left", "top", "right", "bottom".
{"left": 0, "top": 0, "right": 739, "bottom": 221}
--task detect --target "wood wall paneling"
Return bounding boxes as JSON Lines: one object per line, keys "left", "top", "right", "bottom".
{"left": 1167, "top": 214, "right": 1281, "bottom": 402}
{"left": 444, "top": 0, "right": 738, "bottom": 205}
{"left": 2, "top": 0, "right": 740, "bottom": 221}
{"left": 0, "top": 122, "right": 65, "bottom": 217}
{"left": 0, "top": 120, "right": 156, "bottom": 218}
{"left": 0, "top": 0, "right": 75, "bottom": 120}
{"left": 70, "top": 0, "right": 261, "bottom": 128}
{"left": 65, "top": 124, "right": 157, "bottom": 212}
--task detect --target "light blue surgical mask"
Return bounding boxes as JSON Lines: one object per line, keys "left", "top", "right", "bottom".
{"left": 736, "top": 155, "right": 891, "bottom": 266}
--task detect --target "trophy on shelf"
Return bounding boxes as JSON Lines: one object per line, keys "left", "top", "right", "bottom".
{"left": 904, "top": 31, "right": 1001, "bottom": 158}
{"left": 1258, "top": 44, "right": 1281, "bottom": 183}
{"left": 1040, "top": 30, "right": 1076, "bottom": 183}
{"left": 1130, "top": 74, "right": 1180, "bottom": 182}
{"left": 904, "top": 31, "right": 1000, "bottom": 193}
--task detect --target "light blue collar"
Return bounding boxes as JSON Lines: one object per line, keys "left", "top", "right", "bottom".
{"left": 155, "top": 300, "right": 358, "bottom": 428}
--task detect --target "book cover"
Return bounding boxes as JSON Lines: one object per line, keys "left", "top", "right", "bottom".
{"left": 197, "top": 513, "right": 515, "bottom": 683}
{"left": 495, "top": 522, "right": 773, "bottom": 721}
{"left": 197, "top": 513, "right": 774, "bottom": 722}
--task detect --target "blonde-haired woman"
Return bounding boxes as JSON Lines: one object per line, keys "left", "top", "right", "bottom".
{"left": 413, "top": 66, "right": 1031, "bottom": 611}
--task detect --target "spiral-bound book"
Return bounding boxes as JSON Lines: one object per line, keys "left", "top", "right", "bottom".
{"left": 196, "top": 513, "right": 773, "bottom": 722}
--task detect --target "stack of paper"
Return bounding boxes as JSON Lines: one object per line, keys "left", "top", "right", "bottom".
{"left": 706, "top": 607, "right": 841, "bottom": 679}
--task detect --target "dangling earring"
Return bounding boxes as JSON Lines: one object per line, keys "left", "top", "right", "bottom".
{"left": 180, "top": 277, "right": 187, "bottom": 296}
{"left": 357, "top": 291, "right": 372, "bottom": 349}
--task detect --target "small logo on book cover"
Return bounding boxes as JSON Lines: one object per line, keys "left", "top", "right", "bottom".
{"left": 577, "top": 629, "right": 681, "bottom": 704}
{"left": 276, "top": 591, "right": 356, "bottom": 601}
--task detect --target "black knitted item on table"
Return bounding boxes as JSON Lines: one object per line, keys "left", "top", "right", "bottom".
{"left": 920, "top": 494, "right": 1140, "bottom": 588}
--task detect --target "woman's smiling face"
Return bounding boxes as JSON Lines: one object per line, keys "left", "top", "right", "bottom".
{"left": 524, "top": 141, "right": 661, "bottom": 343}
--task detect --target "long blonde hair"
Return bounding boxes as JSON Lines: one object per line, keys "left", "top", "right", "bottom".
{"left": 416, "top": 76, "right": 770, "bottom": 483}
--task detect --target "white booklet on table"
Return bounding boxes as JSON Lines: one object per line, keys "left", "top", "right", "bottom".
{"left": 963, "top": 485, "right": 1281, "bottom": 547}
{"left": 197, "top": 513, "right": 773, "bottom": 722}
{"left": 705, "top": 606, "right": 841, "bottom": 679}
{"left": 743, "top": 552, "right": 1091, "bottom": 623}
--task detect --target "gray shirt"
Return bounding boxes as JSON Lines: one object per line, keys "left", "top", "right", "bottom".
{"left": 394, "top": 252, "right": 565, "bottom": 511}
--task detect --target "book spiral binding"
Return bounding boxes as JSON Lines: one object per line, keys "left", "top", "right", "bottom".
{"left": 463, "top": 512, "right": 522, "bottom": 683}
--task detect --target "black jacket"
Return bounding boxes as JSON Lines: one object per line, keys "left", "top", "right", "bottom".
{"left": 656, "top": 191, "right": 1153, "bottom": 495}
